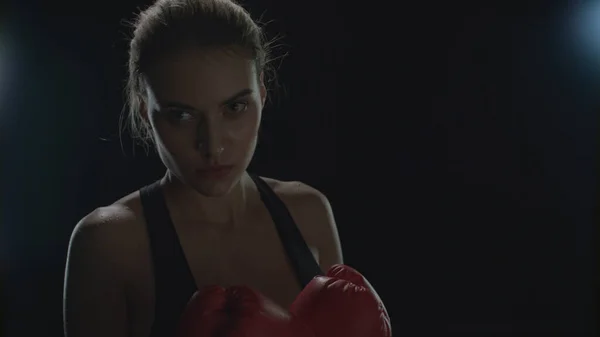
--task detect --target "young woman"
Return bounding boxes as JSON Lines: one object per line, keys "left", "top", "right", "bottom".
{"left": 62, "top": 1, "right": 343, "bottom": 336}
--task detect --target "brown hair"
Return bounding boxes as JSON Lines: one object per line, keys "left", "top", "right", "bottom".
{"left": 123, "top": 0, "right": 274, "bottom": 149}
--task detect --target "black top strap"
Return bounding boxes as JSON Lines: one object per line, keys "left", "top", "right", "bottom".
{"left": 141, "top": 175, "right": 323, "bottom": 337}
{"left": 250, "top": 174, "right": 323, "bottom": 287}
{"left": 140, "top": 181, "right": 197, "bottom": 337}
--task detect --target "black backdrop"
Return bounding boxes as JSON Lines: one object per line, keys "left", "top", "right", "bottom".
{"left": 1, "top": 0, "right": 597, "bottom": 336}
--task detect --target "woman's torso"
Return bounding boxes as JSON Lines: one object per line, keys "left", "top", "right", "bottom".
{"left": 111, "top": 176, "right": 321, "bottom": 337}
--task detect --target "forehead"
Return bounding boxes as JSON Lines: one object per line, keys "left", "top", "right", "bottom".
{"left": 145, "top": 47, "right": 258, "bottom": 105}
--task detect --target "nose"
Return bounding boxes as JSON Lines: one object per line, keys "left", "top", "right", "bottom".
{"left": 195, "top": 117, "right": 224, "bottom": 159}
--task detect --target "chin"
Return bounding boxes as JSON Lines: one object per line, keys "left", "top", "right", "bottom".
{"left": 188, "top": 175, "right": 239, "bottom": 198}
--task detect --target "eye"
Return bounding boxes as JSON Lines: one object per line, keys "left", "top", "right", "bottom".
{"left": 225, "top": 101, "right": 248, "bottom": 115}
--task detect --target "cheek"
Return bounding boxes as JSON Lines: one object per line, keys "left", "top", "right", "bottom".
{"left": 152, "top": 123, "right": 195, "bottom": 161}
{"left": 226, "top": 113, "right": 260, "bottom": 143}
{"left": 154, "top": 123, "right": 183, "bottom": 146}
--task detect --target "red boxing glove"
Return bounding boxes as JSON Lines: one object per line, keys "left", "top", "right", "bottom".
{"left": 176, "top": 285, "right": 313, "bottom": 337}
{"left": 290, "top": 264, "right": 392, "bottom": 337}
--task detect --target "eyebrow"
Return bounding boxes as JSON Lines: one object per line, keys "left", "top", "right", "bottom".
{"left": 162, "top": 88, "right": 254, "bottom": 111}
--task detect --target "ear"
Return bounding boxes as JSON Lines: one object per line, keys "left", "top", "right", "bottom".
{"left": 259, "top": 72, "right": 267, "bottom": 106}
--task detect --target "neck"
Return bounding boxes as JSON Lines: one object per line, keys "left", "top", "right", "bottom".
{"left": 160, "top": 171, "right": 251, "bottom": 227}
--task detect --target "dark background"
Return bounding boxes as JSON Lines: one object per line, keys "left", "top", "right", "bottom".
{"left": 1, "top": 0, "right": 597, "bottom": 336}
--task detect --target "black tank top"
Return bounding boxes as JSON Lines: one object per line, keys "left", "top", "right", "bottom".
{"left": 139, "top": 174, "right": 323, "bottom": 337}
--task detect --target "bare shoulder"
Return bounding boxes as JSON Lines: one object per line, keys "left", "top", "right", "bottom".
{"left": 259, "top": 177, "right": 343, "bottom": 269}
{"left": 73, "top": 192, "right": 143, "bottom": 241}
{"left": 260, "top": 177, "right": 331, "bottom": 211}
{"left": 68, "top": 191, "right": 146, "bottom": 265}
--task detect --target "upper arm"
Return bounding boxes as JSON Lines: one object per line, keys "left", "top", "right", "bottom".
{"left": 308, "top": 188, "right": 344, "bottom": 271}
{"left": 63, "top": 207, "right": 131, "bottom": 337}
{"left": 284, "top": 182, "right": 343, "bottom": 272}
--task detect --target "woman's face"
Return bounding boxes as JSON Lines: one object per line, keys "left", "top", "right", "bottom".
{"left": 143, "top": 47, "right": 266, "bottom": 197}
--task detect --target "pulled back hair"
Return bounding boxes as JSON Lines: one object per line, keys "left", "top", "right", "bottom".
{"left": 123, "top": 0, "right": 274, "bottom": 148}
